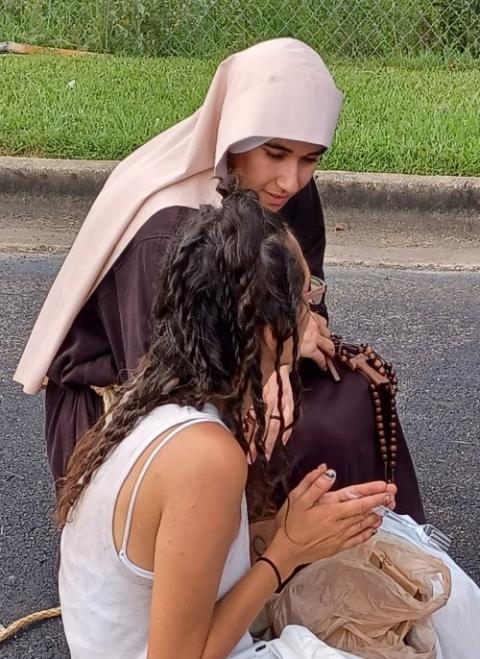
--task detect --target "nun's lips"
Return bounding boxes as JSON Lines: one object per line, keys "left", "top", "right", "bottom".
{"left": 262, "top": 190, "right": 290, "bottom": 208}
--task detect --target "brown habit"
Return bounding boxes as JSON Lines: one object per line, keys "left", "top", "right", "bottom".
{"left": 46, "top": 181, "right": 425, "bottom": 522}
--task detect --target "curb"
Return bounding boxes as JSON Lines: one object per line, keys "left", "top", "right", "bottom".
{"left": 0, "top": 156, "right": 479, "bottom": 240}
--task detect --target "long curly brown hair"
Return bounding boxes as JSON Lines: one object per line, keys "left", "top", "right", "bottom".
{"left": 57, "top": 185, "right": 306, "bottom": 527}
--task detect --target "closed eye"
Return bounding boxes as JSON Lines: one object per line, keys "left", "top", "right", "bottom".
{"left": 263, "top": 147, "right": 286, "bottom": 160}
{"left": 303, "top": 155, "right": 321, "bottom": 164}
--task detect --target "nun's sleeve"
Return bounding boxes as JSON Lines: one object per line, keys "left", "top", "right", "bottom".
{"left": 45, "top": 295, "right": 114, "bottom": 482}
{"left": 44, "top": 233, "right": 167, "bottom": 483}
{"left": 44, "top": 206, "right": 187, "bottom": 482}
{"left": 282, "top": 178, "right": 328, "bottom": 320}
{"left": 99, "top": 206, "right": 192, "bottom": 375}
{"left": 101, "top": 232, "right": 171, "bottom": 375}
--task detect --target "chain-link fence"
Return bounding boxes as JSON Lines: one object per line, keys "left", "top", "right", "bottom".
{"left": 1, "top": 0, "right": 480, "bottom": 60}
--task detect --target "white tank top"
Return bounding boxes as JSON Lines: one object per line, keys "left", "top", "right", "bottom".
{"left": 59, "top": 403, "right": 253, "bottom": 659}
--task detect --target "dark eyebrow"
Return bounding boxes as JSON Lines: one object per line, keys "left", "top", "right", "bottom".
{"left": 265, "top": 141, "right": 326, "bottom": 156}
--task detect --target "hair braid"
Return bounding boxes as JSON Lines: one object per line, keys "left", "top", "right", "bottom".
{"left": 57, "top": 183, "right": 307, "bottom": 527}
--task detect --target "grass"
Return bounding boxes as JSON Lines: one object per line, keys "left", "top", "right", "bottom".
{"left": 1, "top": 54, "right": 479, "bottom": 176}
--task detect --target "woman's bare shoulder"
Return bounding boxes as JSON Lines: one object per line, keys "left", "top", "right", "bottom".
{"left": 150, "top": 420, "right": 248, "bottom": 499}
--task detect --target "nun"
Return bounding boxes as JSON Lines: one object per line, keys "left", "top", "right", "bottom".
{"left": 14, "top": 37, "right": 424, "bottom": 522}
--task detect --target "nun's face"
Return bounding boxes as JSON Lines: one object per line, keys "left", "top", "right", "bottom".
{"left": 228, "top": 139, "right": 325, "bottom": 212}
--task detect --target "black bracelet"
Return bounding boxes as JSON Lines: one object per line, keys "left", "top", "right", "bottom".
{"left": 256, "top": 556, "right": 282, "bottom": 590}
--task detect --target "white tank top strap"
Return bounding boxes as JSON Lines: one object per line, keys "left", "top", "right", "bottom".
{"left": 118, "top": 414, "right": 228, "bottom": 574}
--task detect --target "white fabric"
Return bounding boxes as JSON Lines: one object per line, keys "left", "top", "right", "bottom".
{"left": 15, "top": 37, "right": 343, "bottom": 394}
{"left": 59, "top": 403, "right": 253, "bottom": 659}
{"left": 229, "top": 137, "right": 270, "bottom": 153}
{"left": 381, "top": 515, "right": 480, "bottom": 659}
{"left": 233, "top": 626, "right": 358, "bottom": 658}
{"left": 216, "top": 136, "right": 269, "bottom": 176}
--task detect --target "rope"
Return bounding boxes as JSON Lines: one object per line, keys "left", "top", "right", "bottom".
{"left": 0, "top": 607, "right": 61, "bottom": 644}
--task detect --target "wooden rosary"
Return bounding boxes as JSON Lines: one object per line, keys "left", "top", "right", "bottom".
{"left": 330, "top": 335, "right": 399, "bottom": 484}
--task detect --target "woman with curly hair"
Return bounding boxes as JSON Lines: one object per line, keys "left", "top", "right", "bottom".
{"left": 57, "top": 189, "right": 394, "bottom": 658}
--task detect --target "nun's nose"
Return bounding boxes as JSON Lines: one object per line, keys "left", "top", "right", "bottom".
{"left": 277, "top": 163, "right": 301, "bottom": 195}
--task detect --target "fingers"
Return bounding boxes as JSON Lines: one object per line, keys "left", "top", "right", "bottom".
{"left": 317, "top": 336, "right": 335, "bottom": 358}
{"left": 310, "top": 312, "right": 330, "bottom": 338}
{"left": 281, "top": 426, "right": 293, "bottom": 446}
{"left": 297, "top": 467, "right": 337, "bottom": 508}
{"left": 335, "top": 491, "right": 394, "bottom": 520}
{"left": 336, "top": 481, "right": 389, "bottom": 502}
{"left": 262, "top": 365, "right": 294, "bottom": 459}
{"left": 306, "top": 348, "right": 328, "bottom": 370}
{"left": 341, "top": 512, "right": 383, "bottom": 541}
{"left": 337, "top": 481, "right": 397, "bottom": 509}
{"left": 289, "top": 464, "right": 329, "bottom": 499}
{"left": 263, "top": 416, "right": 280, "bottom": 459}
{"left": 342, "top": 525, "right": 379, "bottom": 551}
{"left": 246, "top": 443, "right": 257, "bottom": 465}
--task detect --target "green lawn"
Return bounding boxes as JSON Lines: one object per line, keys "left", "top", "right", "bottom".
{"left": 1, "top": 54, "right": 479, "bottom": 175}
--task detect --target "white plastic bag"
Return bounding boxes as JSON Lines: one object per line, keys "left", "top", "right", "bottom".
{"left": 381, "top": 515, "right": 480, "bottom": 659}
{"left": 237, "top": 514, "right": 480, "bottom": 658}
{"left": 233, "top": 625, "right": 360, "bottom": 658}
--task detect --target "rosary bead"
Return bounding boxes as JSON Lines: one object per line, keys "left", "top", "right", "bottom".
{"left": 380, "top": 447, "right": 388, "bottom": 455}
{"left": 374, "top": 359, "right": 382, "bottom": 368}
{"left": 366, "top": 346, "right": 373, "bottom": 356}
{"left": 390, "top": 460, "right": 397, "bottom": 468}
{"left": 377, "top": 422, "right": 384, "bottom": 431}
{"left": 376, "top": 415, "right": 383, "bottom": 423}
{"left": 373, "top": 391, "right": 380, "bottom": 400}
{"left": 340, "top": 355, "right": 347, "bottom": 362}
{"left": 379, "top": 367, "right": 386, "bottom": 375}
{"left": 390, "top": 421, "right": 396, "bottom": 429}
{"left": 369, "top": 384, "right": 376, "bottom": 391}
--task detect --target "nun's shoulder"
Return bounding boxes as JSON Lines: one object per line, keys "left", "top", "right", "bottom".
{"left": 111, "top": 205, "right": 196, "bottom": 269}
{"left": 133, "top": 205, "right": 198, "bottom": 244}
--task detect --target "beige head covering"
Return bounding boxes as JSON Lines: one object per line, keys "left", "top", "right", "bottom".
{"left": 15, "top": 37, "right": 343, "bottom": 393}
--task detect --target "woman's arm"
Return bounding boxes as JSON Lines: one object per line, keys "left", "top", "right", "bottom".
{"left": 146, "top": 422, "right": 251, "bottom": 659}
{"left": 147, "top": 425, "right": 390, "bottom": 659}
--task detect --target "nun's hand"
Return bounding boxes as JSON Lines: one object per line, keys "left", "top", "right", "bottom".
{"left": 245, "top": 365, "right": 294, "bottom": 464}
{"left": 300, "top": 312, "right": 334, "bottom": 370}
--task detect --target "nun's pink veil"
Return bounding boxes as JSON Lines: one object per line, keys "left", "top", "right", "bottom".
{"left": 15, "top": 37, "right": 343, "bottom": 393}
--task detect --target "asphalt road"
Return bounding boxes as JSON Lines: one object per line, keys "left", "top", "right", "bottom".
{"left": 0, "top": 253, "right": 479, "bottom": 658}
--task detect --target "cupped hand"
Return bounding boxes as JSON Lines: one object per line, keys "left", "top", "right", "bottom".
{"left": 270, "top": 465, "right": 392, "bottom": 573}
{"left": 246, "top": 365, "right": 294, "bottom": 464}
{"left": 300, "top": 312, "right": 335, "bottom": 370}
